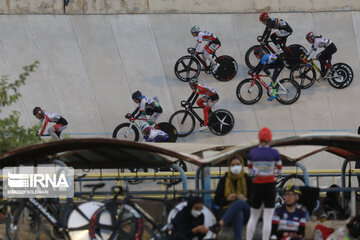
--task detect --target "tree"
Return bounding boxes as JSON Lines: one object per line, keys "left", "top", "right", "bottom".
{"left": 0, "top": 61, "right": 41, "bottom": 153}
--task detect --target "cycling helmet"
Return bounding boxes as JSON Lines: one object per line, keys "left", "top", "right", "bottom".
{"left": 254, "top": 47, "right": 264, "bottom": 56}
{"left": 140, "top": 122, "right": 151, "bottom": 134}
{"left": 259, "top": 12, "right": 269, "bottom": 22}
{"left": 306, "top": 32, "right": 315, "bottom": 41}
{"left": 189, "top": 77, "right": 198, "bottom": 85}
{"left": 284, "top": 184, "right": 302, "bottom": 196}
{"left": 33, "top": 106, "right": 42, "bottom": 116}
{"left": 190, "top": 25, "right": 200, "bottom": 34}
{"left": 132, "top": 90, "right": 142, "bottom": 101}
{"left": 258, "top": 127, "right": 272, "bottom": 142}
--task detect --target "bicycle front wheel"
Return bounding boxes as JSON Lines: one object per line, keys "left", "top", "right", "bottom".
{"left": 174, "top": 55, "right": 201, "bottom": 82}
{"left": 236, "top": 78, "right": 263, "bottom": 105}
{"left": 169, "top": 110, "right": 195, "bottom": 137}
{"left": 275, "top": 78, "right": 301, "bottom": 105}
{"left": 112, "top": 123, "right": 140, "bottom": 141}
{"left": 245, "top": 45, "right": 270, "bottom": 70}
{"left": 290, "top": 63, "right": 316, "bottom": 89}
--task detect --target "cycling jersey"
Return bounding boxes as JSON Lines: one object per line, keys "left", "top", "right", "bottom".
{"left": 261, "top": 18, "right": 292, "bottom": 42}
{"left": 132, "top": 96, "right": 162, "bottom": 119}
{"left": 247, "top": 145, "right": 282, "bottom": 184}
{"left": 195, "top": 83, "right": 217, "bottom": 97}
{"left": 254, "top": 54, "right": 283, "bottom": 77}
{"left": 144, "top": 129, "right": 168, "bottom": 142}
{"left": 307, "top": 37, "right": 333, "bottom": 59}
{"left": 194, "top": 31, "right": 221, "bottom": 52}
{"left": 38, "top": 112, "right": 68, "bottom": 136}
{"left": 272, "top": 204, "right": 306, "bottom": 237}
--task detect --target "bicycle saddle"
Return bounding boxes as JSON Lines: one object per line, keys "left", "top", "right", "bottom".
{"left": 83, "top": 182, "right": 106, "bottom": 190}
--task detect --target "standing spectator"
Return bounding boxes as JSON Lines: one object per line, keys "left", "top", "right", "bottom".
{"left": 271, "top": 185, "right": 306, "bottom": 240}
{"left": 170, "top": 197, "right": 209, "bottom": 240}
{"left": 246, "top": 127, "right": 282, "bottom": 240}
{"left": 214, "top": 156, "right": 252, "bottom": 240}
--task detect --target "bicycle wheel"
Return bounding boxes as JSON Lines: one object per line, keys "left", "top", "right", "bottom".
{"left": 5, "top": 201, "right": 41, "bottom": 240}
{"left": 112, "top": 123, "right": 140, "bottom": 141}
{"left": 156, "top": 122, "right": 178, "bottom": 142}
{"left": 208, "top": 109, "right": 234, "bottom": 136}
{"left": 236, "top": 78, "right": 263, "bottom": 105}
{"left": 328, "top": 63, "right": 353, "bottom": 89}
{"left": 275, "top": 78, "right": 301, "bottom": 105}
{"left": 283, "top": 44, "right": 307, "bottom": 70}
{"left": 290, "top": 63, "right": 316, "bottom": 89}
{"left": 212, "top": 55, "right": 238, "bottom": 81}
{"left": 245, "top": 45, "right": 270, "bottom": 70}
{"left": 169, "top": 110, "right": 196, "bottom": 137}
{"left": 174, "top": 55, "right": 201, "bottom": 82}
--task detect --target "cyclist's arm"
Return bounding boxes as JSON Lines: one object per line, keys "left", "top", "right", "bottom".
{"left": 186, "top": 92, "right": 199, "bottom": 106}
{"left": 253, "top": 61, "right": 264, "bottom": 75}
{"left": 130, "top": 107, "right": 140, "bottom": 118}
{"left": 260, "top": 27, "right": 271, "bottom": 42}
{"left": 195, "top": 33, "right": 203, "bottom": 52}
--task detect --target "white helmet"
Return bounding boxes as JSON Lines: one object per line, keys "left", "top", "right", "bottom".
{"left": 140, "top": 122, "right": 150, "bottom": 132}
{"left": 190, "top": 25, "right": 200, "bottom": 34}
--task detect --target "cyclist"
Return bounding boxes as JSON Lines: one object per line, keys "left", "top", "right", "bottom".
{"left": 33, "top": 107, "right": 68, "bottom": 140}
{"left": 127, "top": 90, "right": 162, "bottom": 126}
{"left": 259, "top": 12, "right": 293, "bottom": 55}
{"left": 305, "top": 32, "right": 337, "bottom": 79}
{"left": 190, "top": 25, "right": 221, "bottom": 73}
{"left": 139, "top": 122, "right": 169, "bottom": 143}
{"left": 187, "top": 78, "right": 219, "bottom": 131}
{"left": 271, "top": 185, "right": 306, "bottom": 240}
{"left": 250, "top": 47, "right": 285, "bottom": 101}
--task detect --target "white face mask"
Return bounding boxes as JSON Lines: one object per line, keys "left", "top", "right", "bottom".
{"left": 191, "top": 209, "right": 202, "bottom": 218}
{"left": 230, "top": 165, "right": 242, "bottom": 175}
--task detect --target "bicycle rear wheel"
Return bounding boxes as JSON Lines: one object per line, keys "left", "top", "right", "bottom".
{"left": 245, "top": 45, "right": 270, "bottom": 70}
{"left": 275, "top": 78, "right": 301, "bottom": 105}
{"left": 213, "top": 55, "right": 238, "bottom": 81}
{"left": 112, "top": 123, "right": 140, "bottom": 141}
{"left": 169, "top": 110, "right": 195, "bottom": 137}
{"left": 328, "top": 63, "right": 353, "bottom": 89}
{"left": 156, "top": 122, "right": 178, "bottom": 142}
{"left": 174, "top": 55, "right": 201, "bottom": 82}
{"left": 236, "top": 78, "right": 263, "bottom": 105}
{"left": 290, "top": 63, "right": 316, "bottom": 89}
{"left": 5, "top": 201, "right": 41, "bottom": 240}
{"left": 208, "top": 109, "right": 234, "bottom": 136}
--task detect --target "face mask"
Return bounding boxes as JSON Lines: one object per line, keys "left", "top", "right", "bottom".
{"left": 230, "top": 165, "right": 242, "bottom": 175}
{"left": 191, "top": 209, "right": 202, "bottom": 218}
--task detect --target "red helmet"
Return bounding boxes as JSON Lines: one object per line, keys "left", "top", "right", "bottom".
{"left": 33, "top": 106, "right": 43, "bottom": 117}
{"left": 306, "top": 32, "right": 315, "bottom": 41}
{"left": 259, "top": 12, "right": 269, "bottom": 22}
{"left": 258, "top": 127, "right": 272, "bottom": 142}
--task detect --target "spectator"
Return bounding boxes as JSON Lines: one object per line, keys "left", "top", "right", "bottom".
{"left": 271, "top": 185, "right": 306, "bottom": 240}
{"left": 323, "top": 184, "right": 349, "bottom": 220}
{"left": 170, "top": 197, "right": 209, "bottom": 240}
{"left": 214, "top": 155, "right": 252, "bottom": 240}
{"left": 246, "top": 127, "right": 282, "bottom": 240}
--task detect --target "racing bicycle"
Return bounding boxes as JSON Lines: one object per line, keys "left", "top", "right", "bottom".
{"left": 290, "top": 56, "right": 353, "bottom": 89}
{"left": 112, "top": 116, "right": 178, "bottom": 142}
{"left": 245, "top": 36, "right": 307, "bottom": 70}
{"left": 236, "top": 74, "right": 301, "bottom": 105}
{"left": 169, "top": 100, "right": 234, "bottom": 137}
{"left": 174, "top": 47, "right": 238, "bottom": 82}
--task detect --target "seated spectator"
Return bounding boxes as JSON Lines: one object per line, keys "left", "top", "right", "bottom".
{"left": 170, "top": 196, "right": 209, "bottom": 240}
{"left": 271, "top": 185, "right": 306, "bottom": 240}
{"left": 214, "top": 155, "right": 252, "bottom": 240}
{"left": 323, "top": 184, "right": 349, "bottom": 220}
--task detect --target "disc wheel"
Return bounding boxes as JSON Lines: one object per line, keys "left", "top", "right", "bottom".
{"left": 174, "top": 55, "right": 201, "bottom": 82}
{"left": 112, "top": 123, "right": 140, "bottom": 141}
{"left": 236, "top": 78, "right": 263, "bottom": 105}
{"left": 156, "top": 122, "right": 178, "bottom": 142}
{"left": 212, "top": 55, "right": 238, "bottom": 81}
{"left": 208, "top": 109, "right": 234, "bottom": 136}
{"left": 275, "top": 78, "right": 301, "bottom": 105}
{"left": 328, "top": 63, "right": 353, "bottom": 89}
{"left": 169, "top": 110, "right": 195, "bottom": 137}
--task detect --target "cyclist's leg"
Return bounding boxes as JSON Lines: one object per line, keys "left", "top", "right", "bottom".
{"left": 49, "top": 124, "right": 67, "bottom": 140}
{"left": 204, "top": 98, "right": 218, "bottom": 126}
{"left": 196, "top": 97, "right": 209, "bottom": 128}
{"left": 148, "top": 107, "right": 162, "bottom": 126}
{"left": 204, "top": 43, "right": 220, "bottom": 70}
{"left": 272, "top": 31, "right": 291, "bottom": 52}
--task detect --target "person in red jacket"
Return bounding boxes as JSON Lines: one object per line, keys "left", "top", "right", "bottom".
{"left": 246, "top": 127, "right": 282, "bottom": 240}
{"left": 186, "top": 78, "right": 219, "bottom": 131}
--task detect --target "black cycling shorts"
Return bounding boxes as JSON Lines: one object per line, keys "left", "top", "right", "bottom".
{"left": 250, "top": 182, "right": 276, "bottom": 209}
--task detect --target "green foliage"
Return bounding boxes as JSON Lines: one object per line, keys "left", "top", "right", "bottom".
{"left": 0, "top": 61, "right": 42, "bottom": 153}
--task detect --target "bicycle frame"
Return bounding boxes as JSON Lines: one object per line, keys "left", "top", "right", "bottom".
{"left": 251, "top": 74, "right": 289, "bottom": 95}
{"left": 124, "top": 117, "right": 161, "bottom": 138}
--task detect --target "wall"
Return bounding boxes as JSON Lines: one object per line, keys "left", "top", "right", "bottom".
{"left": 0, "top": 0, "right": 360, "bottom": 14}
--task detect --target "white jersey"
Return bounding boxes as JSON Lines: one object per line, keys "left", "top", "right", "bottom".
{"left": 194, "top": 31, "right": 218, "bottom": 52}
{"left": 138, "top": 97, "right": 160, "bottom": 112}
{"left": 307, "top": 37, "right": 333, "bottom": 59}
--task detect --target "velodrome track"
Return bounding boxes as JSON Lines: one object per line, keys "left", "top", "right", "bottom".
{"left": 0, "top": 12, "right": 359, "bottom": 169}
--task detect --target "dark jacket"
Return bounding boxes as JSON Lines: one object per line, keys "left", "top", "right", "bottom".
{"left": 171, "top": 198, "right": 206, "bottom": 239}
{"left": 214, "top": 172, "right": 252, "bottom": 209}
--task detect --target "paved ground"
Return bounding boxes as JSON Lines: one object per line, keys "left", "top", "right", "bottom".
{"left": 0, "top": 12, "right": 359, "bottom": 172}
